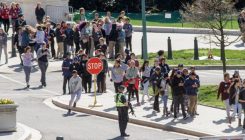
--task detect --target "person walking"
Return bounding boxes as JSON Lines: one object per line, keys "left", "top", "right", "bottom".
{"left": 125, "top": 60, "right": 140, "bottom": 105}
{"left": 160, "top": 75, "right": 171, "bottom": 117}
{"left": 0, "top": 27, "right": 8, "bottom": 64}
{"left": 62, "top": 52, "right": 73, "bottom": 95}
{"left": 37, "top": 42, "right": 50, "bottom": 87}
{"left": 35, "top": 2, "right": 45, "bottom": 24}
{"left": 172, "top": 70, "right": 187, "bottom": 119}
{"left": 67, "top": 70, "right": 83, "bottom": 114}
{"left": 80, "top": 54, "right": 92, "bottom": 93}
{"left": 184, "top": 72, "right": 200, "bottom": 118}
{"left": 110, "top": 59, "right": 128, "bottom": 93}
{"left": 1, "top": 3, "right": 10, "bottom": 34}
{"left": 55, "top": 23, "right": 64, "bottom": 59}
{"left": 229, "top": 79, "right": 242, "bottom": 126}
{"left": 21, "top": 47, "right": 34, "bottom": 88}
{"left": 123, "top": 17, "right": 133, "bottom": 52}
{"left": 150, "top": 66, "right": 162, "bottom": 112}
{"left": 115, "top": 85, "right": 130, "bottom": 137}
{"left": 108, "top": 23, "right": 118, "bottom": 59}
{"left": 239, "top": 79, "right": 245, "bottom": 129}
{"left": 46, "top": 22, "right": 56, "bottom": 58}
{"left": 140, "top": 60, "right": 151, "bottom": 103}
{"left": 217, "top": 73, "right": 232, "bottom": 123}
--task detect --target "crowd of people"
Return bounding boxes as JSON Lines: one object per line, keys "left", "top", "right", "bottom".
{"left": 2, "top": 2, "right": 245, "bottom": 137}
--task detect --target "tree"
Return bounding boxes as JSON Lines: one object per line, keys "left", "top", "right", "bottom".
{"left": 181, "top": 0, "right": 240, "bottom": 73}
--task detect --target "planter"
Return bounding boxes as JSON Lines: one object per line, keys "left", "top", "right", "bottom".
{"left": 0, "top": 104, "right": 18, "bottom": 132}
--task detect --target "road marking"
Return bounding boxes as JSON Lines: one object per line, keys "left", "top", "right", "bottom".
{"left": 0, "top": 74, "right": 60, "bottom": 95}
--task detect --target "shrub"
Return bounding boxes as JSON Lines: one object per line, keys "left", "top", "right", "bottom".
{"left": 0, "top": 99, "right": 14, "bottom": 104}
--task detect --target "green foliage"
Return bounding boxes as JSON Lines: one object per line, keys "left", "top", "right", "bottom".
{"left": 0, "top": 99, "right": 14, "bottom": 104}
{"left": 198, "top": 85, "right": 225, "bottom": 108}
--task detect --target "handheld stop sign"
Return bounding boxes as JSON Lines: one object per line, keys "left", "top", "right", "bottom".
{"left": 86, "top": 57, "right": 103, "bottom": 75}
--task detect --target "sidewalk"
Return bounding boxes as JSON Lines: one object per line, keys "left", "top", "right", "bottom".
{"left": 52, "top": 90, "right": 245, "bottom": 138}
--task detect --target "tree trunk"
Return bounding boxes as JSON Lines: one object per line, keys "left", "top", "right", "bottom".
{"left": 220, "top": 42, "right": 226, "bottom": 73}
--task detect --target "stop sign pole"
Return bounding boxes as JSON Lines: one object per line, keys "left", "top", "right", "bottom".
{"left": 86, "top": 57, "right": 104, "bottom": 107}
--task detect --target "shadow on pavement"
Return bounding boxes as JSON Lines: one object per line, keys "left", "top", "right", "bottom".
{"left": 13, "top": 87, "right": 29, "bottom": 91}
{"left": 212, "top": 118, "right": 227, "bottom": 125}
{"left": 222, "top": 125, "right": 243, "bottom": 133}
{"left": 8, "top": 64, "right": 21, "bottom": 68}
{"left": 0, "top": 132, "right": 13, "bottom": 136}
{"left": 143, "top": 111, "right": 157, "bottom": 118}
{"left": 107, "top": 136, "right": 126, "bottom": 140}
{"left": 104, "top": 106, "right": 116, "bottom": 112}
{"left": 62, "top": 112, "right": 77, "bottom": 117}
{"left": 76, "top": 114, "right": 90, "bottom": 117}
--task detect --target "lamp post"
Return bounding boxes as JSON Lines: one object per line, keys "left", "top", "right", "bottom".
{"left": 141, "top": 0, "right": 148, "bottom": 60}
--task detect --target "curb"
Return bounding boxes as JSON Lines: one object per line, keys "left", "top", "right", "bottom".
{"left": 52, "top": 98, "right": 213, "bottom": 138}
{"left": 133, "top": 26, "right": 240, "bottom": 36}
{"left": 169, "top": 65, "right": 245, "bottom": 70}
{"left": 17, "top": 123, "right": 32, "bottom": 140}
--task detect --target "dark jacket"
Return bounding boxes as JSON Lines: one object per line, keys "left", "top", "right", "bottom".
{"left": 73, "top": 29, "right": 80, "bottom": 43}
{"left": 80, "top": 60, "right": 92, "bottom": 76}
{"left": 150, "top": 73, "right": 162, "bottom": 88}
{"left": 69, "top": 62, "right": 82, "bottom": 76}
{"left": 15, "top": 19, "right": 27, "bottom": 31}
{"left": 35, "top": 7, "right": 45, "bottom": 20}
{"left": 21, "top": 30, "right": 30, "bottom": 47}
{"left": 159, "top": 63, "right": 170, "bottom": 77}
{"left": 55, "top": 28, "right": 63, "bottom": 43}
{"left": 172, "top": 76, "right": 185, "bottom": 96}
{"left": 239, "top": 87, "right": 245, "bottom": 109}
{"left": 109, "top": 24, "right": 118, "bottom": 42}
{"left": 184, "top": 78, "right": 200, "bottom": 96}
{"left": 64, "top": 28, "right": 74, "bottom": 45}
{"left": 229, "top": 85, "right": 238, "bottom": 105}
{"left": 62, "top": 58, "right": 73, "bottom": 78}
{"left": 217, "top": 81, "right": 231, "bottom": 101}
{"left": 47, "top": 28, "right": 55, "bottom": 42}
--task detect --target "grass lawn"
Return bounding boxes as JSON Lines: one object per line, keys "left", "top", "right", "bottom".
{"left": 137, "top": 49, "right": 245, "bottom": 66}
{"left": 130, "top": 19, "right": 240, "bottom": 30}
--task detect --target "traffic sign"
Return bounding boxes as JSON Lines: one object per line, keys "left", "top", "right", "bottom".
{"left": 86, "top": 57, "right": 104, "bottom": 75}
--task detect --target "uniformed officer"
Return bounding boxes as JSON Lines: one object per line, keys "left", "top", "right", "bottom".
{"left": 115, "top": 85, "right": 130, "bottom": 137}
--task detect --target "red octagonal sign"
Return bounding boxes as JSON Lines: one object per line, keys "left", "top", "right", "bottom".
{"left": 86, "top": 57, "right": 104, "bottom": 75}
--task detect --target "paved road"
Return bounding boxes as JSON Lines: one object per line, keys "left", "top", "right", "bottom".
{"left": 131, "top": 32, "right": 244, "bottom": 55}
{"left": 0, "top": 70, "right": 197, "bottom": 140}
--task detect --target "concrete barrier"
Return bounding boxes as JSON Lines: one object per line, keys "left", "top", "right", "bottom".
{"left": 52, "top": 98, "right": 213, "bottom": 138}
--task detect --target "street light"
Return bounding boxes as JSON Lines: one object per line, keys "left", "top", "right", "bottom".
{"left": 141, "top": 0, "right": 148, "bottom": 60}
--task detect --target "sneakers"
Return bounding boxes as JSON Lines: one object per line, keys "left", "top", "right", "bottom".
{"left": 67, "top": 109, "right": 71, "bottom": 114}
{"left": 183, "top": 116, "right": 188, "bottom": 120}
{"left": 121, "top": 133, "right": 130, "bottom": 137}
{"left": 27, "top": 85, "right": 30, "bottom": 89}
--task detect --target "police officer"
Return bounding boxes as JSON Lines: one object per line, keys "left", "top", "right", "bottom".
{"left": 115, "top": 85, "right": 130, "bottom": 137}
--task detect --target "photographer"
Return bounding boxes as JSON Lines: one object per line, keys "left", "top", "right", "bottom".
{"left": 37, "top": 42, "right": 51, "bottom": 87}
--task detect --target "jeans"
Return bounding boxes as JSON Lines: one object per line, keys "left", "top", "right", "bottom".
{"left": 68, "top": 90, "right": 81, "bottom": 109}
{"left": 224, "top": 99, "right": 231, "bottom": 118}
{"left": 38, "top": 61, "right": 48, "bottom": 85}
{"left": 162, "top": 95, "right": 168, "bottom": 109}
{"left": 231, "top": 103, "right": 242, "bottom": 119}
{"left": 0, "top": 45, "right": 8, "bottom": 63}
{"left": 23, "top": 66, "right": 32, "bottom": 84}
{"left": 142, "top": 80, "right": 150, "bottom": 101}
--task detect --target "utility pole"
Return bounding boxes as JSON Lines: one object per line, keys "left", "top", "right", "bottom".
{"left": 141, "top": 0, "right": 148, "bottom": 60}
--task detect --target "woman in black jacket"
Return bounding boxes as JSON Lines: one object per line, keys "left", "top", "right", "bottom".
{"left": 73, "top": 25, "right": 80, "bottom": 53}
{"left": 35, "top": 3, "right": 45, "bottom": 24}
